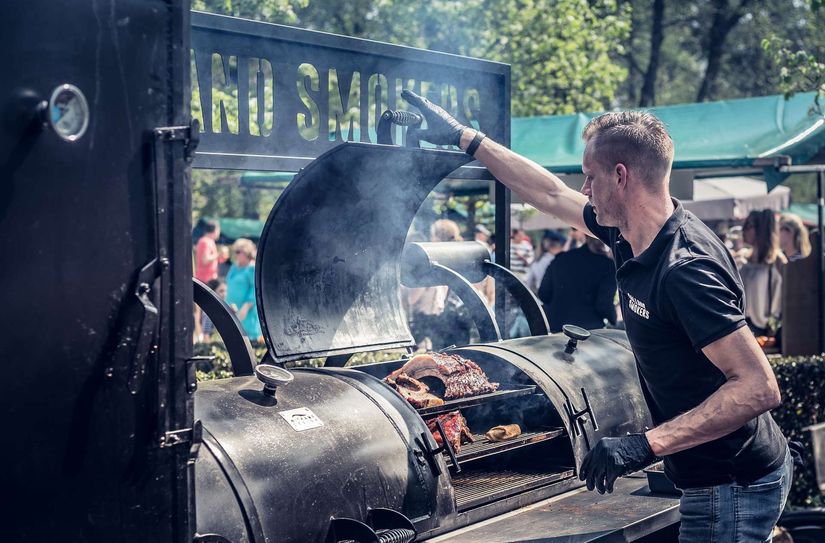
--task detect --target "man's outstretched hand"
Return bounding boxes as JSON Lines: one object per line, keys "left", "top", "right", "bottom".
{"left": 401, "top": 89, "right": 467, "bottom": 147}
{"left": 579, "top": 434, "right": 657, "bottom": 494}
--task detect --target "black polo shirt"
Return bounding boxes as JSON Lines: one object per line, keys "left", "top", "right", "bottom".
{"left": 583, "top": 199, "right": 786, "bottom": 488}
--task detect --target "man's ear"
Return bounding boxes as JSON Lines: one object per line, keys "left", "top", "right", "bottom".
{"left": 615, "top": 163, "right": 628, "bottom": 188}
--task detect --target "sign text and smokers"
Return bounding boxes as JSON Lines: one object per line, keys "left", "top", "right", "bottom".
{"left": 190, "top": 11, "right": 510, "bottom": 173}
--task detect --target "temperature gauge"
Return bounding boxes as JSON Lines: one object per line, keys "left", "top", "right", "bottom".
{"left": 46, "top": 84, "right": 89, "bottom": 142}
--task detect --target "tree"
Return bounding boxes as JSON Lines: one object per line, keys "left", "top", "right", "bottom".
{"left": 293, "top": 0, "right": 631, "bottom": 116}
{"left": 638, "top": 0, "right": 664, "bottom": 106}
{"left": 695, "top": 0, "right": 753, "bottom": 102}
{"left": 761, "top": 0, "right": 825, "bottom": 115}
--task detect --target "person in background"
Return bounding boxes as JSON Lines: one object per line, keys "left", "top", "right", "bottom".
{"left": 406, "top": 220, "right": 460, "bottom": 350}
{"left": 217, "top": 245, "right": 231, "bottom": 279}
{"left": 509, "top": 228, "right": 534, "bottom": 282}
{"left": 226, "top": 238, "right": 262, "bottom": 342}
{"left": 474, "top": 223, "right": 491, "bottom": 246}
{"left": 538, "top": 236, "right": 616, "bottom": 333}
{"left": 200, "top": 278, "right": 226, "bottom": 343}
{"left": 526, "top": 229, "right": 567, "bottom": 293}
{"left": 739, "top": 210, "right": 786, "bottom": 337}
{"left": 194, "top": 219, "right": 220, "bottom": 342}
{"left": 779, "top": 213, "right": 811, "bottom": 262}
{"left": 195, "top": 219, "right": 220, "bottom": 282}
{"left": 564, "top": 226, "right": 587, "bottom": 251}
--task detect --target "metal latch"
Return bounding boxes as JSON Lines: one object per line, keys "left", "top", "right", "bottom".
{"left": 160, "top": 420, "right": 203, "bottom": 461}
{"left": 154, "top": 119, "right": 200, "bottom": 162}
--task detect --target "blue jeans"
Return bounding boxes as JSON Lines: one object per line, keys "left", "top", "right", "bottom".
{"left": 678, "top": 447, "right": 793, "bottom": 542}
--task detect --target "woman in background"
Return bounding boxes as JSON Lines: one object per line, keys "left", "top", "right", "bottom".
{"left": 739, "top": 210, "right": 786, "bottom": 337}
{"left": 226, "top": 238, "right": 262, "bottom": 342}
{"left": 779, "top": 213, "right": 811, "bottom": 262}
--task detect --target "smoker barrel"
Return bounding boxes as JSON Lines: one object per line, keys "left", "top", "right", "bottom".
{"left": 195, "top": 330, "right": 652, "bottom": 541}
{"left": 401, "top": 242, "right": 490, "bottom": 287}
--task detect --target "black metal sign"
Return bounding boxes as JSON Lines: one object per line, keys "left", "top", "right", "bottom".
{"left": 191, "top": 11, "right": 510, "bottom": 172}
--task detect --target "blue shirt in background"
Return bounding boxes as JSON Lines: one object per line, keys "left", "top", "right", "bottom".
{"left": 226, "top": 264, "right": 261, "bottom": 340}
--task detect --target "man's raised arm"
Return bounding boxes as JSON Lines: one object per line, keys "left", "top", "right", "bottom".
{"left": 402, "top": 90, "right": 591, "bottom": 235}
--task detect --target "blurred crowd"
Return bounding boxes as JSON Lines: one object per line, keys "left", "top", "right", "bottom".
{"left": 405, "top": 210, "right": 814, "bottom": 352}
{"left": 192, "top": 210, "right": 814, "bottom": 352}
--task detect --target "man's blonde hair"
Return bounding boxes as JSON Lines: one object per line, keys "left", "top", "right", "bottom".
{"left": 582, "top": 111, "right": 674, "bottom": 189}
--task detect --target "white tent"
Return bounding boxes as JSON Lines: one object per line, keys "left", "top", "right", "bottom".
{"left": 683, "top": 177, "right": 790, "bottom": 221}
{"left": 515, "top": 176, "right": 790, "bottom": 230}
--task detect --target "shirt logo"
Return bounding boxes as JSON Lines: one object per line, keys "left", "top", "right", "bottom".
{"left": 627, "top": 293, "right": 650, "bottom": 320}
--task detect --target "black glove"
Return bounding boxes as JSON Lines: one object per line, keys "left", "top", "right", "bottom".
{"left": 400, "top": 89, "right": 466, "bottom": 147}
{"left": 579, "top": 434, "right": 656, "bottom": 494}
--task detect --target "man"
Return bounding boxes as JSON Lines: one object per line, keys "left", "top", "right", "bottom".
{"left": 402, "top": 90, "right": 792, "bottom": 542}
{"left": 526, "top": 229, "right": 567, "bottom": 293}
{"left": 538, "top": 236, "right": 616, "bottom": 333}
{"left": 509, "top": 228, "right": 534, "bottom": 282}
{"left": 195, "top": 219, "right": 220, "bottom": 283}
{"left": 474, "top": 223, "right": 492, "bottom": 247}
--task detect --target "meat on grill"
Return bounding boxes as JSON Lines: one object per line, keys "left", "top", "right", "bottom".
{"left": 385, "top": 372, "right": 445, "bottom": 409}
{"left": 388, "top": 352, "right": 499, "bottom": 399}
{"left": 426, "top": 411, "right": 474, "bottom": 454}
{"left": 485, "top": 424, "right": 522, "bottom": 442}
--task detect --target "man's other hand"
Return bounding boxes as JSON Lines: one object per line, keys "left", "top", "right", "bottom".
{"left": 579, "top": 434, "right": 656, "bottom": 494}
{"left": 401, "top": 89, "right": 466, "bottom": 147}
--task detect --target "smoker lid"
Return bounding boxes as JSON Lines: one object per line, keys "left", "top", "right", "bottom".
{"left": 256, "top": 142, "right": 472, "bottom": 363}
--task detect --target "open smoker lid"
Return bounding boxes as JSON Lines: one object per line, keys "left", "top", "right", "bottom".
{"left": 256, "top": 142, "right": 472, "bottom": 363}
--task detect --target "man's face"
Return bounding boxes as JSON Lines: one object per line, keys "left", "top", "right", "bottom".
{"left": 581, "top": 141, "right": 622, "bottom": 227}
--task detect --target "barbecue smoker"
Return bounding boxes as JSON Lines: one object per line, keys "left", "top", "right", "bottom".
{"left": 194, "top": 141, "right": 680, "bottom": 542}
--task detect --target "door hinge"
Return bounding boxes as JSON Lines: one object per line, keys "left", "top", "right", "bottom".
{"left": 154, "top": 119, "right": 200, "bottom": 162}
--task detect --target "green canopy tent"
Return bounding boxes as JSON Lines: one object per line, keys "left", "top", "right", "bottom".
{"left": 511, "top": 91, "right": 824, "bottom": 191}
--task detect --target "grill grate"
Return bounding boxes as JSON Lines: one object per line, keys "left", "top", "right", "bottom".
{"left": 448, "top": 428, "right": 566, "bottom": 466}
{"left": 452, "top": 468, "right": 575, "bottom": 511}
{"left": 417, "top": 385, "right": 537, "bottom": 417}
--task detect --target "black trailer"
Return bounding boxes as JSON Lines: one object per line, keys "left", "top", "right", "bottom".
{"left": 3, "top": 4, "right": 681, "bottom": 542}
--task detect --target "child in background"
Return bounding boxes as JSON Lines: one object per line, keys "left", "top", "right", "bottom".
{"left": 201, "top": 278, "right": 226, "bottom": 342}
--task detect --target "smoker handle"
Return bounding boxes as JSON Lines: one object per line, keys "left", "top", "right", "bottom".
{"left": 434, "top": 419, "right": 462, "bottom": 472}
{"left": 117, "top": 258, "right": 162, "bottom": 395}
{"left": 376, "top": 109, "right": 423, "bottom": 145}
{"left": 193, "top": 278, "right": 257, "bottom": 376}
{"left": 482, "top": 260, "right": 550, "bottom": 337}
{"left": 418, "top": 424, "right": 462, "bottom": 476}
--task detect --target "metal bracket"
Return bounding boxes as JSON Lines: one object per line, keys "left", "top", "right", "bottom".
{"left": 563, "top": 387, "right": 599, "bottom": 438}
{"left": 154, "top": 119, "right": 200, "bottom": 163}
{"left": 125, "top": 258, "right": 163, "bottom": 394}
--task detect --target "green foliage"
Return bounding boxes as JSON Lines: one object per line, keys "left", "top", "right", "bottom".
{"left": 770, "top": 354, "right": 825, "bottom": 507}
{"left": 193, "top": 340, "right": 404, "bottom": 381}
{"left": 762, "top": 35, "right": 825, "bottom": 116}
{"left": 618, "top": 0, "right": 824, "bottom": 107}
{"left": 481, "top": 0, "right": 631, "bottom": 115}
{"left": 372, "top": 0, "right": 632, "bottom": 116}
{"left": 192, "top": 0, "right": 307, "bottom": 22}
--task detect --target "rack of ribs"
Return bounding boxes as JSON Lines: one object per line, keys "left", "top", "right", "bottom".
{"left": 387, "top": 352, "right": 499, "bottom": 399}
{"left": 426, "top": 411, "right": 474, "bottom": 454}
{"left": 385, "top": 373, "right": 445, "bottom": 409}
